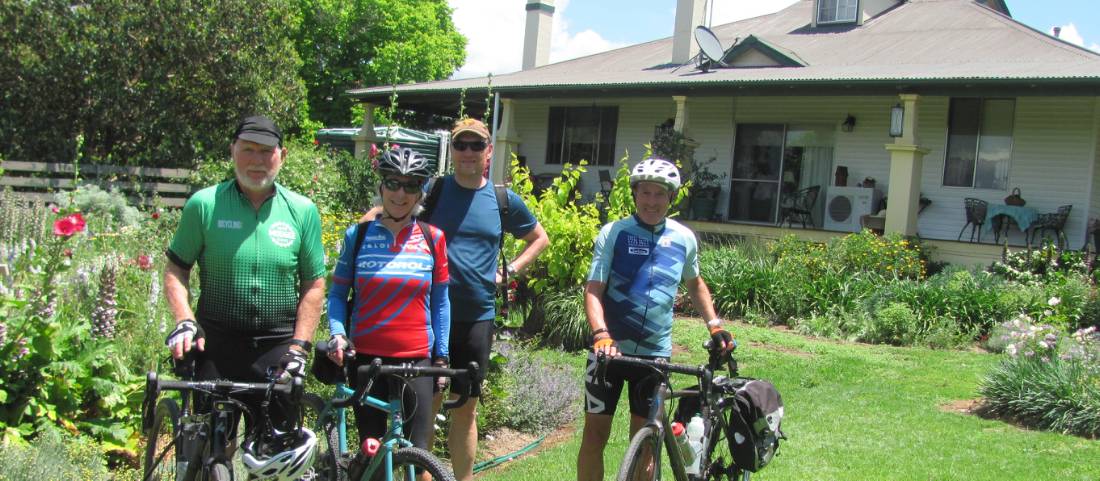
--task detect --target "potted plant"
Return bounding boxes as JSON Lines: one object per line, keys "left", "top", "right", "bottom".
{"left": 687, "top": 156, "right": 725, "bottom": 220}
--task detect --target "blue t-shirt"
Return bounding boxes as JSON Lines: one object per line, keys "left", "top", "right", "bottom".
{"left": 426, "top": 176, "right": 537, "bottom": 322}
{"left": 587, "top": 215, "right": 700, "bottom": 357}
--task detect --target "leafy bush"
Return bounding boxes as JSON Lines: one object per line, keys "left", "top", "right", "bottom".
{"left": 54, "top": 184, "right": 141, "bottom": 230}
{"left": 0, "top": 428, "right": 113, "bottom": 481}
{"left": 480, "top": 342, "right": 580, "bottom": 435}
{"left": 538, "top": 286, "right": 588, "bottom": 351}
{"left": 990, "top": 242, "right": 1090, "bottom": 286}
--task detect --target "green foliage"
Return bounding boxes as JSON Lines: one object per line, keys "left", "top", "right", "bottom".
{"left": 980, "top": 353, "right": 1100, "bottom": 438}
{"left": 0, "top": 428, "right": 113, "bottom": 481}
{"left": 0, "top": 0, "right": 305, "bottom": 167}
{"left": 538, "top": 286, "right": 589, "bottom": 351}
{"left": 0, "top": 208, "right": 141, "bottom": 452}
{"left": 292, "top": 0, "right": 466, "bottom": 126}
{"left": 990, "top": 241, "right": 1090, "bottom": 286}
{"left": 54, "top": 185, "right": 141, "bottom": 230}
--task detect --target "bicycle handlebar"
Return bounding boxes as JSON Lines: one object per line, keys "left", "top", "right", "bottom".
{"left": 330, "top": 358, "right": 481, "bottom": 411}
{"left": 146, "top": 371, "right": 302, "bottom": 397}
{"left": 596, "top": 353, "right": 708, "bottom": 378}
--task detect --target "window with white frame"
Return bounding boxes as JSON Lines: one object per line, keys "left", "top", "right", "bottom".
{"left": 545, "top": 106, "right": 618, "bottom": 166}
{"left": 817, "top": 0, "right": 858, "bottom": 24}
{"left": 942, "top": 98, "right": 1015, "bottom": 190}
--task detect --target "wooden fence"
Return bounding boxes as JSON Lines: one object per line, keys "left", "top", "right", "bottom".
{"left": 0, "top": 161, "right": 192, "bottom": 207}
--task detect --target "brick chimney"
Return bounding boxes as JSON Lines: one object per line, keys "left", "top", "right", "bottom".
{"left": 522, "top": 0, "right": 555, "bottom": 70}
{"left": 672, "top": 0, "right": 705, "bottom": 64}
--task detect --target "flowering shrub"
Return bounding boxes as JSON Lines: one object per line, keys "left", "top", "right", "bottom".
{"left": 0, "top": 208, "right": 140, "bottom": 451}
{"left": 990, "top": 241, "right": 1089, "bottom": 286}
{"left": 480, "top": 341, "right": 580, "bottom": 435}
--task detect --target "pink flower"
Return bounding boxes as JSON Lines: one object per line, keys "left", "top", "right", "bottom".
{"left": 51, "top": 206, "right": 60, "bottom": 214}
{"left": 63, "top": 248, "right": 73, "bottom": 258}
{"left": 370, "top": 143, "right": 379, "bottom": 158}
{"left": 136, "top": 254, "right": 153, "bottom": 271}
{"left": 53, "top": 213, "right": 86, "bottom": 237}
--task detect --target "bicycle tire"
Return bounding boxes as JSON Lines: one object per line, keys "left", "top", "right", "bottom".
{"left": 209, "top": 462, "right": 231, "bottom": 481}
{"left": 387, "top": 447, "right": 455, "bottom": 481}
{"left": 302, "top": 393, "right": 344, "bottom": 481}
{"left": 616, "top": 426, "right": 662, "bottom": 481}
{"left": 143, "top": 398, "right": 187, "bottom": 481}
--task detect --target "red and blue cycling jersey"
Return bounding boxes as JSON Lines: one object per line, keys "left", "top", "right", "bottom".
{"left": 327, "top": 221, "right": 450, "bottom": 359}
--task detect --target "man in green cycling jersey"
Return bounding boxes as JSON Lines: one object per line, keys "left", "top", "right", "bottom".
{"left": 163, "top": 115, "right": 326, "bottom": 429}
{"left": 577, "top": 158, "right": 734, "bottom": 481}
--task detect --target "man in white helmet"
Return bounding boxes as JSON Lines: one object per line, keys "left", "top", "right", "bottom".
{"left": 576, "top": 157, "right": 734, "bottom": 481}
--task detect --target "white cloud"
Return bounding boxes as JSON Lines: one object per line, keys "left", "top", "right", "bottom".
{"left": 1049, "top": 23, "right": 1100, "bottom": 52}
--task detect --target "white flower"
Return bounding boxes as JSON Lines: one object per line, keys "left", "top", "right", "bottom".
{"left": 1006, "top": 344, "right": 1018, "bottom": 356}
{"left": 1048, "top": 297, "right": 1061, "bottom": 307}
{"left": 1043, "top": 310, "right": 1053, "bottom": 317}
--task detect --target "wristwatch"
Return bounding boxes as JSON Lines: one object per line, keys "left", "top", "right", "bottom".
{"left": 288, "top": 338, "right": 313, "bottom": 352}
{"left": 506, "top": 263, "right": 518, "bottom": 277}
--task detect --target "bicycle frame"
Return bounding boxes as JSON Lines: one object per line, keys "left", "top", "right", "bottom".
{"left": 317, "top": 358, "right": 480, "bottom": 481}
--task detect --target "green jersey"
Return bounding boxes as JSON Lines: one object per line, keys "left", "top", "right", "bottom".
{"left": 167, "top": 180, "right": 326, "bottom": 335}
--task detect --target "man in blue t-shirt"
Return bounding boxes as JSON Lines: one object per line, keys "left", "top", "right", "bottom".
{"left": 370, "top": 118, "right": 548, "bottom": 481}
{"left": 576, "top": 158, "right": 733, "bottom": 481}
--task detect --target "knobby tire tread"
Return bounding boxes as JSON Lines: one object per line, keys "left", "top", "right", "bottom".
{"left": 303, "top": 393, "right": 344, "bottom": 481}
{"left": 616, "top": 426, "right": 662, "bottom": 481}
{"left": 389, "top": 447, "right": 455, "bottom": 481}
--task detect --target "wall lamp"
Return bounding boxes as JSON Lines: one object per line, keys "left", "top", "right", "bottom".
{"left": 841, "top": 114, "right": 856, "bottom": 133}
{"left": 889, "top": 103, "right": 905, "bottom": 137}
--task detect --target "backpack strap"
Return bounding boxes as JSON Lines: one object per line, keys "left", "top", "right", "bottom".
{"left": 419, "top": 177, "right": 445, "bottom": 222}
{"left": 347, "top": 220, "right": 373, "bottom": 320}
{"left": 416, "top": 220, "right": 437, "bottom": 263}
{"left": 494, "top": 184, "right": 511, "bottom": 316}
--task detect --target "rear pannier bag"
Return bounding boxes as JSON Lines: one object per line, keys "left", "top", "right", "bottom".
{"left": 723, "top": 378, "right": 784, "bottom": 472}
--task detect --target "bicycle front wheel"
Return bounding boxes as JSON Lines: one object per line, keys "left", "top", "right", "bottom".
{"left": 616, "top": 426, "right": 662, "bottom": 481}
{"left": 302, "top": 393, "right": 343, "bottom": 481}
{"left": 389, "top": 447, "right": 455, "bottom": 481}
{"left": 143, "top": 398, "right": 185, "bottom": 481}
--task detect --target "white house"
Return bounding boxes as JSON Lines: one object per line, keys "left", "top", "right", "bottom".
{"left": 348, "top": 0, "right": 1100, "bottom": 265}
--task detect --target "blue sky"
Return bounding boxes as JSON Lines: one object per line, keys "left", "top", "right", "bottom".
{"left": 448, "top": 0, "right": 1099, "bottom": 79}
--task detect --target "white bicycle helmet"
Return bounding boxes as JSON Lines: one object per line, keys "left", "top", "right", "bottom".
{"left": 241, "top": 427, "right": 318, "bottom": 481}
{"left": 630, "top": 158, "right": 681, "bottom": 191}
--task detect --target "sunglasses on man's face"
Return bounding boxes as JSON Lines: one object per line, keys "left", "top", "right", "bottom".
{"left": 381, "top": 178, "right": 423, "bottom": 194}
{"left": 452, "top": 139, "right": 488, "bottom": 152}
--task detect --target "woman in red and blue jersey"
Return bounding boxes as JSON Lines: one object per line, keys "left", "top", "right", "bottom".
{"left": 326, "top": 147, "right": 450, "bottom": 453}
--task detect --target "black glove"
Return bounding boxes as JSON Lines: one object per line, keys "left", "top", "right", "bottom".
{"left": 278, "top": 348, "right": 308, "bottom": 382}
{"left": 165, "top": 320, "right": 204, "bottom": 348}
{"left": 433, "top": 356, "right": 450, "bottom": 393}
{"left": 709, "top": 327, "right": 735, "bottom": 351}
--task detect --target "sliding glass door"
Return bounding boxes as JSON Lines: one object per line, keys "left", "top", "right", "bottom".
{"left": 728, "top": 124, "right": 834, "bottom": 225}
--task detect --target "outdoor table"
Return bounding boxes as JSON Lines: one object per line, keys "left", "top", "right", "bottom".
{"left": 984, "top": 204, "right": 1038, "bottom": 244}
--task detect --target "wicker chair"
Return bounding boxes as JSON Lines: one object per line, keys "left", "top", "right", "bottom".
{"left": 957, "top": 198, "right": 988, "bottom": 243}
{"left": 1028, "top": 204, "right": 1073, "bottom": 249}
{"left": 777, "top": 185, "right": 820, "bottom": 229}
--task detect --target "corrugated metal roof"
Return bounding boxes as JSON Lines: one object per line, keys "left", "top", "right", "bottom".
{"left": 348, "top": 0, "right": 1100, "bottom": 100}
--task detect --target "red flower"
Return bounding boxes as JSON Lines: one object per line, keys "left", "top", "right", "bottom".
{"left": 53, "top": 213, "right": 86, "bottom": 237}
{"left": 51, "top": 206, "right": 60, "bottom": 214}
{"left": 151, "top": 212, "right": 160, "bottom": 220}
{"left": 370, "top": 143, "right": 379, "bottom": 159}
{"left": 136, "top": 254, "right": 153, "bottom": 271}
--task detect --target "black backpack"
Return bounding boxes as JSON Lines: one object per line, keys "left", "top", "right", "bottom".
{"left": 722, "top": 378, "right": 785, "bottom": 473}
{"left": 419, "top": 176, "right": 514, "bottom": 316}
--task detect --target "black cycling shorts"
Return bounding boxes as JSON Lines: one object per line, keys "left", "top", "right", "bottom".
{"left": 583, "top": 351, "right": 667, "bottom": 418}
{"left": 448, "top": 320, "right": 493, "bottom": 398}
{"left": 192, "top": 331, "right": 297, "bottom": 431}
{"left": 348, "top": 355, "right": 433, "bottom": 451}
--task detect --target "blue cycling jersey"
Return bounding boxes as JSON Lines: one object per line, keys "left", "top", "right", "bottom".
{"left": 587, "top": 214, "right": 699, "bottom": 357}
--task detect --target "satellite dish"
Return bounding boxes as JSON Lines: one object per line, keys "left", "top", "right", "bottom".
{"left": 694, "top": 26, "right": 727, "bottom": 70}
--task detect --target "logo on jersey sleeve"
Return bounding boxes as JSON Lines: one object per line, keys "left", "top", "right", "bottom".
{"left": 268, "top": 221, "right": 297, "bottom": 247}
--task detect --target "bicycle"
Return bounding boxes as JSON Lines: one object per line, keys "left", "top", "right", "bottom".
{"left": 306, "top": 348, "right": 481, "bottom": 481}
{"left": 596, "top": 344, "right": 759, "bottom": 481}
{"left": 140, "top": 361, "right": 309, "bottom": 481}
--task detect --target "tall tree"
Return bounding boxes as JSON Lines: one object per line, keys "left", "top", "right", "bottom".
{"left": 294, "top": 0, "right": 466, "bottom": 127}
{"left": 0, "top": 0, "right": 305, "bottom": 167}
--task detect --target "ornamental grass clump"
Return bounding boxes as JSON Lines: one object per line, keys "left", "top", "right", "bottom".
{"left": 979, "top": 316, "right": 1100, "bottom": 438}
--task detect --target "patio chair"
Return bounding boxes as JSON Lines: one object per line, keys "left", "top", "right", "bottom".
{"left": 1028, "top": 204, "right": 1073, "bottom": 249}
{"left": 958, "top": 198, "right": 987, "bottom": 243}
{"left": 777, "top": 185, "right": 820, "bottom": 229}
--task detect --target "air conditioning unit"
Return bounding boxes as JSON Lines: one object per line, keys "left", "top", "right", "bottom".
{"left": 824, "top": 186, "right": 881, "bottom": 232}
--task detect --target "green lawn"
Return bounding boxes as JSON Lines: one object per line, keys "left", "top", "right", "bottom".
{"left": 477, "top": 319, "right": 1100, "bottom": 481}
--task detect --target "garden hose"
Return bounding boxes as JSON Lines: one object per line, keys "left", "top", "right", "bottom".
{"left": 471, "top": 434, "right": 546, "bottom": 473}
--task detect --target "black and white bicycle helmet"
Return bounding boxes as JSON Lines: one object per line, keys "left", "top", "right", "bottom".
{"left": 630, "top": 157, "right": 681, "bottom": 191}
{"left": 378, "top": 147, "right": 433, "bottom": 179}
{"left": 241, "top": 428, "right": 318, "bottom": 481}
